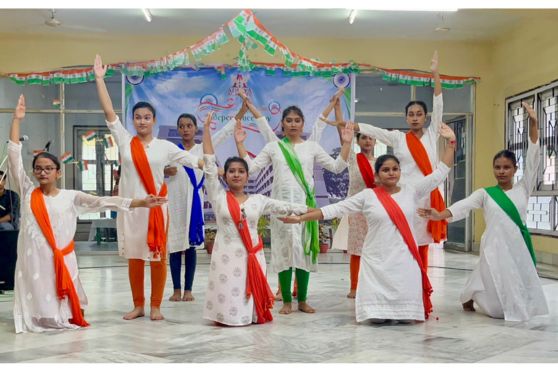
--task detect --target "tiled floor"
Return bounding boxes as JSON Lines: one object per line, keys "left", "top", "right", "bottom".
{"left": 0, "top": 246, "right": 557, "bottom": 363}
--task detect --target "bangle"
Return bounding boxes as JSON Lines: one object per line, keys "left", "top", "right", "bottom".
{"left": 449, "top": 139, "right": 457, "bottom": 145}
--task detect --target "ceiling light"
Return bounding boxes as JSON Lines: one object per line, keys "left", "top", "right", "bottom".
{"left": 435, "top": 27, "right": 450, "bottom": 32}
{"left": 142, "top": 9, "right": 152, "bottom": 23}
{"left": 348, "top": 9, "right": 357, "bottom": 24}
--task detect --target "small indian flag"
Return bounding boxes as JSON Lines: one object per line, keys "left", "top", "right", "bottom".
{"left": 52, "top": 99, "right": 61, "bottom": 108}
{"left": 60, "top": 151, "right": 74, "bottom": 164}
{"left": 33, "top": 149, "right": 44, "bottom": 156}
{"left": 83, "top": 130, "right": 97, "bottom": 141}
{"left": 77, "top": 160, "right": 89, "bottom": 171}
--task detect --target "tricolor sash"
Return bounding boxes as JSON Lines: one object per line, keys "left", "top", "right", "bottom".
{"left": 177, "top": 143, "right": 205, "bottom": 246}
{"left": 356, "top": 152, "right": 376, "bottom": 189}
{"left": 405, "top": 132, "right": 447, "bottom": 242}
{"left": 373, "top": 187, "right": 433, "bottom": 319}
{"left": 485, "top": 186, "right": 537, "bottom": 266}
{"left": 30, "top": 188, "right": 89, "bottom": 327}
{"left": 277, "top": 138, "right": 319, "bottom": 264}
{"left": 130, "top": 136, "right": 168, "bottom": 258}
{"left": 226, "top": 191, "right": 274, "bottom": 324}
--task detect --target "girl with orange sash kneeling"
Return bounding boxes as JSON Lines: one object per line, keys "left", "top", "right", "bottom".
{"left": 9, "top": 96, "right": 165, "bottom": 333}
{"left": 419, "top": 103, "right": 549, "bottom": 321}
{"left": 201, "top": 113, "right": 307, "bottom": 326}
{"left": 281, "top": 124, "right": 456, "bottom": 324}
{"left": 94, "top": 55, "right": 202, "bottom": 321}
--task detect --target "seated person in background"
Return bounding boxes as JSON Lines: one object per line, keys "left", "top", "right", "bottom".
{"left": 0, "top": 170, "right": 20, "bottom": 230}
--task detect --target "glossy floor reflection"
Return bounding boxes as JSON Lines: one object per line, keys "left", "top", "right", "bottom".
{"left": 0, "top": 247, "right": 557, "bottom": 363}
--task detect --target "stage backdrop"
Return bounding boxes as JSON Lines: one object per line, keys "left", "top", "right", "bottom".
{"left": 124, "top": 67, "right": 353, "bottom": 208}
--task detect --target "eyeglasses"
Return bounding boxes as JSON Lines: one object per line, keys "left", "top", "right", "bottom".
{"left": 33, "top": 166, "right": 58, "bottom": 174}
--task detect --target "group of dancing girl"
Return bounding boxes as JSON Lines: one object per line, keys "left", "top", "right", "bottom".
{"left": 6, "top": 51, "right": 548, "bottom": 333}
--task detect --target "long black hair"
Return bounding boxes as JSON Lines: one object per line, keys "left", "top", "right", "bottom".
{"left": 176, "top": 113, "right": 197, "bottom": 127}
{"left": 493, "top": 150, "right": 517, "bottom": 167}
{"left": 405, "top": 100, "right": 428, "bottom": 116}
{"left": 132, "top": 101, "right": 156, "bottom": 118}
{"left": 374, "top": 154, "right": 400, "bottom": 174}
{"left": 224, "top": 156, "right": 249, "bottom": 174}
{"left": 32, "top": 152, "right": 61, "bottom": 170}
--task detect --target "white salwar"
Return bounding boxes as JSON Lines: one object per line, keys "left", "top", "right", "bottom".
{"left": 244, "top": 122, "right": 348, "bottom": 273}
{"left": 448, "top": 139, "right": 549, "bottom": 321}
{"left": 167, "top": 117, "right": 276, "bottom": 253}
{"left": 8, "top": 141, "right": 132, "bottom": 333}
{"left": 202, "top": 154, "right": 307, "bottom": 326}
{"left": 358, "top": 93, "right": 443, "bottom": 246}
{"left": 321, "top": 163, "right": 450, "bottom": 322}
{"left": 106, "top": 116, "right": 199, "bottom": 260}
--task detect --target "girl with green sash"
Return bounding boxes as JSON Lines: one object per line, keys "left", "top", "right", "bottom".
{"left": 235, "top": 106, "right": 353, "bottom": 315}
{"left": 419, "top": 103, "right": 549, "bottom": 321}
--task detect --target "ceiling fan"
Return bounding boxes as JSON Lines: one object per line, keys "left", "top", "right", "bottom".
{"left": 42, "top": 9, "right": 107, "bottom": 33}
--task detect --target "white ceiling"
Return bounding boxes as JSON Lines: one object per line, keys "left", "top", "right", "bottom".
{"left": 0, "top": 9, "right": 554, "bottom": 41}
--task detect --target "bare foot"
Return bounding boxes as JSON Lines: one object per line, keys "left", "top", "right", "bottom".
{"left": 298, "top": 301, "right": 316, "bottom": 313}
{"left": 462, "top": 300, "right": 475, "bottom": 312}
{"left": 347, "top": 289, "right": 356, "bottom": 299}
{"left": 279, "top": 302, "right": 293, "bottom": 314}
{"left": 169, "top": 289, "right": 182, "bottom": 302}
{"left": 123, "top": 306, "right": 145, "bottom": 320}
{"left": 275, "top": 289, "right": 283, "bottom": 302}
{"left": 150, "top": 307, "right": 165, "bottom": 321}
{"left": 182, "top": 291, "right": 195, "bottom": 302}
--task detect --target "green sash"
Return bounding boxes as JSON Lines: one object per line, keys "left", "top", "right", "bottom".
{"left": 485, "top": 186, "right": 536, "bottom": 266}
{"left": 277, "top": 138, "right": 319, "bottom": 264}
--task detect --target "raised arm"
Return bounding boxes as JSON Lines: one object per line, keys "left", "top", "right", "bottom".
{"left": 94, "top": 54, "right": 117, "bottom": 123}
{"left": 311, "top": 88, "right": 345, "bottom": 143}
{"left": 8, "top": 95, "right": 33, "bottom": 194}
{"left": 203, "top": 112, "right": 216, "bottom": 155}
{"left": 414, "top": 123, "right": 456, "bottom": 199}
{"left": 212, "top": 99, "right": 249, "bottom": 147}
{"left": 427, "top": 51, "right": 444, "bottom": 138}
{"left": 521, "top": 102, "right": 541, "bottom": 193}
{"left": 239, "top": 90, "right": 279, "bottom": 143}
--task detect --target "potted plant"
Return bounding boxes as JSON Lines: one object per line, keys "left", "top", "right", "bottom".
{"left": 204, "top": 228, "right": 217, "bottom": 254}
{"left": 319, "top": 223, "right": 330, "bottom": 253}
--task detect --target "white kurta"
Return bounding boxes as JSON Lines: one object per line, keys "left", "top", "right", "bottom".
{"left": 448, "top": 139, "right": 549, "bottom": 321}
{"left": 202, "top": 154, "right": 307, "bottom": 325}
{"left": 244, "top": 132, "right": 348, "bottom": 273}
{"left": 8, "top": 141, "right": 132, "bottom": 333}
{"left": 167, "top": 117, "right": 276, "bottom": 254}
{"left": 359, "top": 93, "right": 443, "bottom": 246}
{"left": 321, "top": 163, "right": 450, "bottom": 322}
{"left": 107, "top": 116, "right": 199, "bottom": 260}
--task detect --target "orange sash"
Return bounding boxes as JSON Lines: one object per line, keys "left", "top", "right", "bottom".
{"left": 130, "top": 136, "right": 168, "bottom": 258}
{"left": 356, "top": 153, "right": 376, "bottom": 189}
{"left": 373, "top": 187, "right": 433, "bottom": 319}
{"left": 226, "top": 192, "right": 274, "bottom": 324}
{"left": 405, "top": 132, "right": 447, "bottom": 242}
{"left": 30, "top": 188, "right": 89, "bottom": 327}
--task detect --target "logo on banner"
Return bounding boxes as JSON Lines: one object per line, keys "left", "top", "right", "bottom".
{"left": 268, "top": 101, "right": 281, "bottom": 115}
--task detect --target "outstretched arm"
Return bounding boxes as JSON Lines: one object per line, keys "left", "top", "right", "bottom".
{"left": 279, "top": 208, "right": 324, "bottom": 224}
{"left": 94, "top": 54, "right": 117, "bottom": 123}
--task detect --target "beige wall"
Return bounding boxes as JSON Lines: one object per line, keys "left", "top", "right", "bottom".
{"left": 1, "top": 14, "right": 556, "bottom": 254}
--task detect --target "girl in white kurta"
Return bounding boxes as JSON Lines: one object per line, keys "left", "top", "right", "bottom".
{"left": 419, "top": 103, "right": 549, "bottom": 321}
{"left": 281, "top": 124, "right": 456, "bottom": 323}
{"left": 8, "top": 95, "right": 165, "bottom": 333}
{"left": 95, "top": 55, "right": 200, "bottom": 321}
{"left": 235, "top": 106, "right": 352, "bottom": 315}
{"left": 166, "top": 99, "right": 276, "bottom": 302}
{"left": 201, "top": 114, "right": 307, "bottom": 326}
